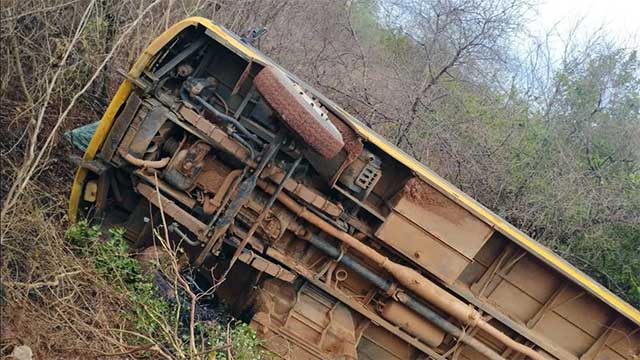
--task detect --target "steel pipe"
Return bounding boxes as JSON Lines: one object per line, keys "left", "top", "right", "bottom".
{"left": 263, "top": 187, "right": 546, "bottom": 360}
{"left": 121, "top": 152, "right": 170, "bottom": 169}
{"left": 305, "top": 232, "right": 503, "bottom": 360}
{"left": 380, "top": 301, "right": 445, "bottom": 347}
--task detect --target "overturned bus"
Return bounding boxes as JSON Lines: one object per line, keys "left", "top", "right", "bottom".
{"left": 68, "top": 17, "right": 639, "bottom": 360}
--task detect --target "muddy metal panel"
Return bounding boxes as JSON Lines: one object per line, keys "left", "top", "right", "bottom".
{"left": 455, "top": 233, "right": 639, "bottom": 359}
{"left": 358, "top": 325, "right": 415, "bottom": 360}
{"left": 376, "top": 212, "right": 472, "bottom": 283}
{"left": 252, "top": 280, "right": 359, "bottom": 359}
{"left": 393, "top": 178, "right": 494, "bottom": 259}
{"left": 376, "top": 178, "right": 494, "bottom": 284}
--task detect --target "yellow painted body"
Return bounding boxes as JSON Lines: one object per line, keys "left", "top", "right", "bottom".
{"left": 69, "top": 16, "right": 639, "bottom": 325}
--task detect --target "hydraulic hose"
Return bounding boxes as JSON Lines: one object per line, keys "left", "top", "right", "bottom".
{"left": 179, "top": 85, "right": 261, "bottom": 146}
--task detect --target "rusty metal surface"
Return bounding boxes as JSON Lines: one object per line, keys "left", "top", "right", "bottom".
{"left": 237, "top": 251, "right": 296, "bottom": 282}
{"left": 453, "top": 233, "right": 639, "bottom": 359}
{"left": 338, "top": 150, "right": 382, "bottom": 200}
{"left": 327, "top": 111, "right": 364, "bottom": 186}
{"left": 115, "top": 101, "right": 149, "bottom": 165}
{"left": 163, "top": 141, "right": 211, "bottom": 191}
{"left": 100, "top": 92, "right": 142, "bottom": 162}
{"left": 136, "top": 182, "right": 207, "bottom": 236}
{"left": 203, "top": 169, "right": 242, "bottom": 215}
{"left": 231, "top": 59, "right": 253, "bottom": 96}
{"left": 135, "top": 170, "right": 197, "bottom": 208}
{"left": 260, "top": 171, "right": 343, "bottom": 218}
{"left": 358, "top": 324, "right": 415, "bottom": 360}
{"left": 394, "top": 177, "right": 494, "bottom": 259}
{"left": 252, "top": 279, "right": 359, "bottom": 359}
{"left": 375, "top": 177, "right": 496, "bottom": 284}
{"left": 128, "top": 102, "right": 171, "bottom": 158}
{"left": 376, "top": 211, "right": 471, "bottom": 284}
{"left": 178, "top": 105, "right": 252, "bottom": 161}
{"left": 380, "top": 301, "right": 445, "bottom": 347}
{"left": 196, "top": 157, "right": 230, "bottom": 194}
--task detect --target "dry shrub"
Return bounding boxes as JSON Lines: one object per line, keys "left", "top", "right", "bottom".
{"left": 0, "top": 179, "right": 135, "bottom": 359}
{"left": 0, "top": 172, "right": 265, "bottom": 359}
{"left": 0, "top": 2, "right": 287, "bottom": 358}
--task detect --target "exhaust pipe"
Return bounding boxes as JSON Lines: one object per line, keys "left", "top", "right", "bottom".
{"left": 380, "top": 300, "right": 445, "bottom": 347}
{"left": 301, "top": 228, "right": 505, "bottom": 360}
{"left": 259, "top": 182, "right": 547, "bottom": 360}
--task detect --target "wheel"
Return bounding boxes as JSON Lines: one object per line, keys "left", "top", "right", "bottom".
{"left": 254, "top": 66, "right": 344, "bottom": 158}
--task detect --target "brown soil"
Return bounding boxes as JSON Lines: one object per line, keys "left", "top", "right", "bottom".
{"left": 400, "top": 177, "right": 448, "bottom": 208}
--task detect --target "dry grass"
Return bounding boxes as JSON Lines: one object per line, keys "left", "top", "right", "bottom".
{"left": 0, "top": 2, "right": 283, "bottom": 357}
{"left": 0, "top": 172, "right": 265, "bottom": 359}
{"left": 0, "top": 180, "right": 137, "bottom": 359}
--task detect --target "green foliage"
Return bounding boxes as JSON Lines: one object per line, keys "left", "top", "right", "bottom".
{"left": 205, "top": 322, "right": 266, "bottom": 360}
{"left": 513, "top": 50, "right": 639, "bottom": 306}
{"left": 65, "top": 221, "right": 266, "bottom": 358}
{"left": 629, "top": 171, "right": 640, "bottom": 187}
{"left": 66, "top": 221, "right": 170, "bottom": 335}
{"left": 350, "top": 0, "right": 412, "bottom": 55}
{"left": 66, "top": 221, "right": 101, "bottom": 251}
{"left": 559, "top": 224, "right": 640, "bottom": 306}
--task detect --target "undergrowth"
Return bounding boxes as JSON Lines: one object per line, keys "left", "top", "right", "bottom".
{"left": 0, "top": 182, "right": 265, "bottom": 359}
{"left": 66, "top": 222, "right": 171, "bottom": 338}
{"left": 65, "top": 220, "right": 266, "bottom": 359}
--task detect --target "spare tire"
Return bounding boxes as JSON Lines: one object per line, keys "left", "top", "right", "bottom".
{"left": 254, "top": 66, "right": 344, "bottom": 158}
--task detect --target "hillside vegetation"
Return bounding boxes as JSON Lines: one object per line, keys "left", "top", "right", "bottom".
{"left": 1, "top": 0, "right": 638, "bottom": 358}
